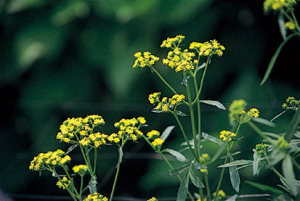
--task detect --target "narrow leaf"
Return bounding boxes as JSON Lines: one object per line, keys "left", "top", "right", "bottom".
{"left": 160, "top": 126, "right": 175, "bottom": 141}
{"left": 196, "top": 62, "right": 206, "bottom": 73}
{"left": 175, "top": 110, "right": 189, "bottom": 117}
{"left": 260, "top": 33, "right": 297, "bottom": 85}
{"left": 282, "top": 155, "right": 297, "bottom": 196}
{"left": 270, "top": 110, "right": 288, "bottom": 122}
{"left": 252, "top": 151, "right": 261, "bottom": 176}
{"left": 193, "top": 160, "right": 207, "bottom": 170}
{"left": 176, "top": 171, "right": 189, "bottom": 201}
{"left": 245, "top": 180, "right": 286, "bottom": 195}
{"left": 229, "top": 158, "right": 240, "bottom": 193}
{"left": 163, "top": 148, "right": 187, "bottom": 162}
{"left": 202, "top": 132, "right": 222, "bottom": 145}
{"left": 167, "top": 164, "right": 189, "bottom": 176}
{"left": 278, "top": 13, "right": 286, "bottom": 40}
{"left": 116, "top": 148, "right": 123, "bottom": 167}
{"left": 218, "top": 159, "right": 252, "bottom": 168}
{"left": 200, "top": 100, "right": 226, "bottom": 110}
{"left": 65, "top": 144, "right": 78, "bottom": 155}
{"left": 211, "top": 142, "right": 227, "bottom": 163}
{"left": 189, "top": 169, "right": 204, "bottom": 188}
{"left": 252, "top": 117, "right": 276, "bottom": 127}
{"left": 285, "top": 106, "right": 300, "bottom": 142}
{"left": 225, "top": 194, "right": 238, "bottom": 201}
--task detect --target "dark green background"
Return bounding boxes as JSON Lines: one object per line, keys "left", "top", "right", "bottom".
{"left": 1, "top": 0, "right": 300, "bottom": 200}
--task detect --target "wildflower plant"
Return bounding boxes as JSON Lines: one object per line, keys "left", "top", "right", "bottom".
{"left": 30, "top": 1, "right": 300, "bottom": 201}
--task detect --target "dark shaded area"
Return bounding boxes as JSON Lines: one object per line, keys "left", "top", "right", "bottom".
{"left": 1, "top": 0, "right": 300, "bottom": 200}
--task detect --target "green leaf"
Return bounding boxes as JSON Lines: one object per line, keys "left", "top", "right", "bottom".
{"left": 229, "top": 157, "right": 240, "bottom": 193}
{"left": 211, "top": 142, "right": 227, "bottom": 163}
{"left": 163, "top": 148, "right": 187, "bottom": 162}
{"left": 88, "top": 175, "right": 98, "bottom": 194}
{"left": 116, "top": 148, "right": 123, "bottom": 167}
{"left": 200, "top": 100, "right": 226, "bottom": 110}
{"left": 252, "top": 117, "right": 276, "bottom": 127}
{"left": 225, "top": 194, "right": 237, "bottom": 201}
{"left": 65, "top": 144, "right": 78, "bottom": 155}
{"left": 285, "top": 106, "right": 300, "bottom": 142}
{"left": 245, "top": 180, "right": 286, "bottom": 195}
{"left": 278, "top": 13, "right": 286, "bottom": 40}
{"left": 176, "top": 171, "right": 189, "bottom": 201}
{"left": 192, "top": 160, "right": 207, "bottom": 170}
{"left": 160, "top": 125, "right": 175, "bottom": 141}
{"left": 282, "top": 155, "right": 297, "bottom": 196}
{"left": 218, "top": 159, "right": 252, "bottom": 168}
{"left": 202, "top": 132, "right": 222, "bottom": 145}
{"left": 253, "top": 151, "right": 261, "bottom": 176}
{"left": 189, "top": 168, "right": 204, "bottom": 188}
{"left": 167, "top": 164, "right": 189, "bottom": 176}
{"left": 175, "top": 110, "right": 189, "bottom": 117}
{"left": 270, "top": 110, "right": 288, "bottom": 122}
{"left": 260, "top": 33, "right": 298, "bottom": 85}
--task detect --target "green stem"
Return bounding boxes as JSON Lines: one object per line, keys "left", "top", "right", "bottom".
{"left": 292, "top": 157, "right": 300, "bottom": 172}
{"left": 93, "top": 148, "right": 97, "bottom": 175}
{"left": 79, "top": 175, "right": 84, "bottom": 201}
{"left": 56, "top": 173, "right": 78, "bottom": 201}
{"left": 214, "top": 157, "right": 228, "bottom": 201}
{"left": 159, "top": 152, "right": 195, "bottom": 201}
{"left": 193, "top": 76, "right": 202, "bottom": 158}
{"left": 109, "top": 164, "right": 120, "bottom": 201}
{"left": 151, "top": 67, "right": 189, "bottom": 105}
{"left": 186, "top": 81, "right": 199, "bottom": 160}
{"left": 204, "top": 173, "right": 211, "bottom": 201}
{"left": 172, "top": 112, "right": 198, "bottom": 160}
{"left": 192, "top": 58, "right": 209, "bottom": 105}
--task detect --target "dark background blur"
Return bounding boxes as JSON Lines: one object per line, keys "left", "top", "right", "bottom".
{"left": 1, "top": 0, "right": 300, "bottom": 200}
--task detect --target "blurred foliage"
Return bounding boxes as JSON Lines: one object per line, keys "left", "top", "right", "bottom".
{"left": 0, "top": 0, "right": 300, "bottom": 200}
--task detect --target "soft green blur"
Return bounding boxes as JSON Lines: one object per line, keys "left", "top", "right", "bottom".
{"left": 0, "top": 0, "right": 299, "bottom": 200}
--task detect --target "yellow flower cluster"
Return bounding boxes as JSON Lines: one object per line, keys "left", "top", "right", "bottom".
{"left": 147, "top": 197, "right": 158, "bottom": 201}
{"left": 56, "top": 176, "right": 70, "bottom": 189}
{"left": 220, "top": 130, "right": 236, "bottom": 142}
{"left": 199, "top": 153, "right": 211, "bottom": 167}
{"left": 255, "top": 143, "right": 269, "bottom": 156}
{"left": 56, "top": 115, "right": 107, "bottom": 148}
{"left": 83, "top": 192, "right": 108, "bottom": 201}
{"left": 149, "top": 92, "right": 185, "bottom": 113}
{"left": 132, "top": 51, "right": 159, "bottom": 69}
{"left": 146, "top": 130, "right": 164, "bottom": 149}
{"left": 73, "top": 164, "right": 88, "bottom": 174}
{"left": 160, "top": 34, "right": 185, "bottom": 48}
{"left": 29, "top": 149, "right": 71, "bottom": 171}
{"left": 282, "top": 96, "right": 299, "bottom": 110}
{"left": 147, "top": 130, "right": 160, "bottom": 139}
{"left": 285, "top": 21, "right": 295, "bottom": 30}
{"left": 189, "top": 39, "right": 225, "bottom": 57}
{"left": 162, "top": 48, "right": 198, "bottom": 72}
{"left": 228, "top": 99, "right": 259, "bottom": 123}
{"left": 277, "top": 136, "right": 289, "bottom": 151}
{"left": 112, "top": 117, "right": 146, "bottom": 142}
{"left": 263, "top": 0, "right": 297, "bottom": 12}
{"left": 196, "top": 190, "right": 226, "bottom": 201}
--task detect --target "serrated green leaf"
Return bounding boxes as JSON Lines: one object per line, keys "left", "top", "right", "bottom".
{"left": 65, "top": 144, "right": 78, "bottom": 155}
{"left": 176, "top": 171, "right": 189, "bottom": 201}
{"left": 225, "top": 194, "right": 237, "bottom": 201}
{"left": 163, "top": 148, "right": 187, "bottom": 162}
{"left": 116, "top": 148, "right": 123, "bottom": 167}
{"left": 211, "top": 142, "right": 227, "bottom": 163}
{"left": 282, "top": 155, "right": 297, "bottom": 196}
{"left": 202, "top": 132, "right": 222, "bottom": 145}
{"left": 260, "top": 33, "right": 297, "bottom": 86}
{"left": 245, "top": 180, "right": 286, "bottom": 195}
{"left": 189, "top": 169, "right": 204, "bottom": 188}
{"left": 160, "top": 125, "right": 175, "bottom": 141}
{"left": 200, "top": 100, "right": 226, "bottom": 110}
{"left": 167, "top": 164, "right": 189, "bottom": 176}
{"left": 218, "top": 159, "right": 252, "bottom": 168}
{"left": 175, "top": 110, "right": 189, "bottom": 117}
{"left": 229, "top": 158, "right": 240, "bottom": 193}
{"left": 252, "top": 117, "right": 276, "bottom": 127}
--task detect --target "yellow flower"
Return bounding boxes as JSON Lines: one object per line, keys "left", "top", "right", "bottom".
{"left": 285, "top": 21, "right": 295, "bottom": 30}
{"left": 147, "top": 130, "right": 160, "bottom": 139}
{"left": 132, "top": 51, "right": 159, "bottom": 69}
{"left": 83, "top": 192, "right": 108, "bottom": 201}
{"left": 56, "top": 176, "right": 70, "bottom": 190}
{"left": 263, "top": 0, "right": 297, "bottom": 12}
{"left": 220, "top": 130, "right": 236, "bottom": 142}
{"left": 147, "top": 197, "right": 158, "bottom": 201}
{"left": 212, "top": 190, "right": 226, "bottom": 200}
{"left": 152, "top": 138, "right": 164, "bottom": 147}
